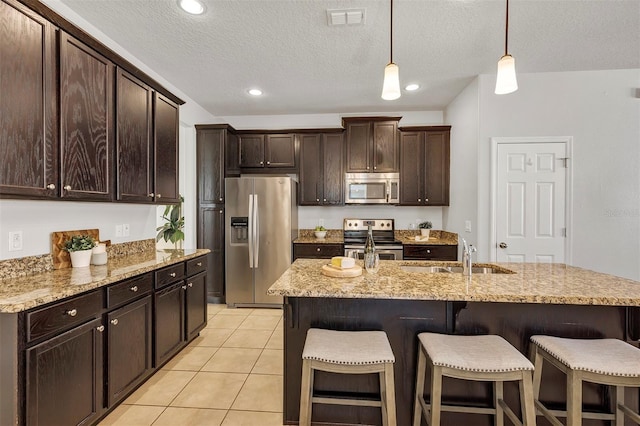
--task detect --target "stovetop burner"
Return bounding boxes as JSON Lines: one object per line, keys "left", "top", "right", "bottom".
{"left": 342, "top": 218, "right": 401, "bottom": 245}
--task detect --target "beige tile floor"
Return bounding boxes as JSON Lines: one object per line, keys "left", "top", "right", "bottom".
{"left": 99, "top": 304, "right": 284, "bottom": 426}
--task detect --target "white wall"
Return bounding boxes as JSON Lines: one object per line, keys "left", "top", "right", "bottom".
{"left": 298, "top": 206, "right": 444, "bottom": 231}
{"left": 473, "top": 69, "right": 640, "bottom": 280}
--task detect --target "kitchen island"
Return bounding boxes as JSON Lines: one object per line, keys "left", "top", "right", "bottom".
{"left": 267, "top": 259, "right": 640, "bottom": 426}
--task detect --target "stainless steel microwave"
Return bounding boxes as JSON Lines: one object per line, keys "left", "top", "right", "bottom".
{"left": 344, "top": 173, "right": 399, "bottom": 204}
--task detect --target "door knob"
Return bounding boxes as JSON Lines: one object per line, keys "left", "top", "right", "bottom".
{"left": 499, "top": 242, "right": 508, "bottom": 249}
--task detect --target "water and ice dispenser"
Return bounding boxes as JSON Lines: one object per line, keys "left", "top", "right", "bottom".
{"left": 230, "top": 217, "right": 249, "bottom": 244}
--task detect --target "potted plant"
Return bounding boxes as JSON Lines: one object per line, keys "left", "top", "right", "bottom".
{"left": 156, "top": 196, "right": 185, "bottom": 249}
{"left": 64, "top": 234, "right": 97, "bottom": 268}
{"left": 314, "top": 225, "right": 327, "bottom": 239}
{"left": 418, "top": 221, "right": 432, "bottom": 238}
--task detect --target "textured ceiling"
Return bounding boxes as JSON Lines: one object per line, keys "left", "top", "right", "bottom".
{"left": 55, "top": 0, "right": 640, "bottom": 116}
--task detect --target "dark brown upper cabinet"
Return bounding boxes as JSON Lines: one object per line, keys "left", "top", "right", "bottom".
{"left": 299, "top": 133, "right": 344, "bottom": 206}
{"left": 59, "top": 31, "right": 114, "bottom": 201}
{"left": 116, "top": 69, "right": 153, "bottom": 202}
{"left": 238, "top": 133, "right": 297, "bottom": 170}
{"left": 399, "top": 126, "right": 451, "bottom": 206}
{"left": 344, "top": 118, "right": 400, "bottom": 173}
{"left": 196, "top": 125, "right": 236, "bottom": 205}
{"left": 0, "top": 0, "right": 58, "bottom": 198}
{"left": 154, "top": 93, "right": 180, "bottom": 204}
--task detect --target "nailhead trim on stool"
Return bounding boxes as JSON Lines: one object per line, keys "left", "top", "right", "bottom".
{"left": 299, "top": 328, "right": 397, "bottom": 426}
{"left": 531, "top": 335, "right": 640, "bottom": 426}
{"left": 413, "top": 333, "right": 536, "bottom": 426}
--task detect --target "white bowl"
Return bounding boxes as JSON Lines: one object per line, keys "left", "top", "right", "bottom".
{"left": 314, "top": 231, "right": 327, "bottom": 239}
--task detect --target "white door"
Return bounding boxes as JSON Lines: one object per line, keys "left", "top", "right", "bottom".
{"left": 495, "top": 141, "right": 567, "bottom": 262}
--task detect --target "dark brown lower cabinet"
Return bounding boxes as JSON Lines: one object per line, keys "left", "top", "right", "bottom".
{"left": 186, "top": 272, "right": 207, "bottom": 341}
{"left": 403, "top": 244, "right": 457, "bottom": 260}
{"left": 26, "top": 317, "right": 104, "bottom": 426}
{"left": 154, "top": 282, "right": 185, "bottom": 366}
{"left": 197, "top": 206, "right": 225, "bottom": 303}
{"left": 106, "top": 295, "right": 153, "bottom": 407}
{"left": 293, "top": 243, "right": 344, "bottom": 260}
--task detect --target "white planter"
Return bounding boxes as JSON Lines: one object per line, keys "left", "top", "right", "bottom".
{"left": 69, "top": 249, "right": 92, "bottom": 268}
{"left": 314, "top": 231, "right": 327, "bottom": 239}
{"left": 420, "top": 229, "right": 430, "bottom": 239}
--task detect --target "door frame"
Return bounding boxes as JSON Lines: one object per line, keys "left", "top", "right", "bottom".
{"left": 489, "top": 136, "right": 574, "bottom": 263}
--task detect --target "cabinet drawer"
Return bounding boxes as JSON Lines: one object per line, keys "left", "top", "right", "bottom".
{"left": 155, "top": 263, "right": 185, "bottom": 289}
{"left": 186, "top": 256, "right": 206, "bottom": 277}
{"left": 403, "top": 245, "right": 457, "bottom": 260}
{"left": 107, "top": 273, "right": 153, "bottom": 309}
{"left": 27, "top": 290, "right": 103, "bottom": 342}
{"left": 293, "top": 243, "right": 344, "bottom": 259}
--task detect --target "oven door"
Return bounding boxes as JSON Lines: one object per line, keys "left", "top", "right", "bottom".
{"left": 344, "top": 245, "right": 404, "bottom": 261}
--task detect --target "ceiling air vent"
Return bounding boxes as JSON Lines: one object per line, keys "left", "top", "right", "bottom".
{"left": 326, "top": 8, "right": 365, "bottom": 26}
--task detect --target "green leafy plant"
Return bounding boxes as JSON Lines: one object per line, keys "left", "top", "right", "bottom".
{"left": 314, "top": 225, "right": 326, "bottom": 231}
{"left": 156, "top": 196, "right": 185, "bottom": 244}
{"left": 64, "top": 235, "right": 97, "bottom": 252}
{"left": 418, "top": 221, "right": 433, "bottom": 229}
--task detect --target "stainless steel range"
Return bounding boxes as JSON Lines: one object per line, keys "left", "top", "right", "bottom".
{"left": 343, "top": 218, "right": 403, "bottom": 260}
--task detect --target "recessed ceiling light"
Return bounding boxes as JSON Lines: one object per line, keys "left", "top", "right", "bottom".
{"left": 405, "top": 83, "right": 420, "bottom": 91}
{"left": 178, "top": 0, "right": 205, "bottom": 15}
{"left": 248, "top": 89, "right": 263, "bottom": 96}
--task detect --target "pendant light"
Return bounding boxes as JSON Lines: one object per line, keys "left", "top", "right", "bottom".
{"left": 381, "top": 0, "right": 401, "bottom": 100}
{"left": 495, "top": 0, "right": 518, "bottom": 94}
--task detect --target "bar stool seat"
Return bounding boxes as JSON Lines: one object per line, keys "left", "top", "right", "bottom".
{"left": 414, "top": 333, "right": 536, "bottom": 426}
{"left": 299, "top": 328, "right": 396, "bottom": 426}
{"left": 531, "top": 335, "right": 640, "bottom": 426}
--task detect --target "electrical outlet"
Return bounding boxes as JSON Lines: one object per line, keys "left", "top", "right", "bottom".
{"left": 122, "top": 223, "right": 130, "bottom": 237}
{"left": 465, "top": 220, "right": 472, "bottom": 233}
{"left": 8, "top": 231, "right": 23, "bottom": 251}
{"left": 115, "top": 225, "right": 123, "bottom": 237}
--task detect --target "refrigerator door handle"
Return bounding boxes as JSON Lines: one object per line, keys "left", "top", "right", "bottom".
{"left": 254, "top": 194, "right": 260, "bottom": 268}
{"left": 248, "top": 193, "right": 254, "bottom": 268}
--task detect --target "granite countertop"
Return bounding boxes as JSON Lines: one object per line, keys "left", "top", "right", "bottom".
{"left": 0, "top": 249, "right": 209, "bottom": 313}
{"left": 294, "top": 230, "right": 458, "bottom": 246}
{"left": 267, "top": 259, "right": 640, "bottom": 306}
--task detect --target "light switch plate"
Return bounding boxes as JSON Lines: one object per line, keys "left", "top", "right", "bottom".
{"left": 115, "top": 225, "right": 123, "bottom": 237}
{"left": 465, "top": 220, "right": 472, "bottom": 233}
{"left": 8, "top": 231, "right": 23, "bottom": 251}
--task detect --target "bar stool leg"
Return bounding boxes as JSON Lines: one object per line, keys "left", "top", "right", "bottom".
{"left": 531, "top": 345, "right": 544, "bottom": 400}
{"left": 380, "top": 371, "right": 388, "bottom": 426}
{"left": 566, "top": 369, "right": 582, "bottom": 426}
{"left": 615, "top": 386, "right": 625, "bottom": 426}
{"left": 299, "top": 359, "right": 313, "bottom": 426}
{"left": 520, "top": 371, "right": 536, "bottom": 426}
{"left": 384, "top": 363, "right": 397, "bottom": 426}
{"left": 430, "top": 364, "right": 443, "bottom": 426}
{"left": 494, "top": 381, "right": 504, "bottom": 426}
{"left": 414, "top": 347, "right": 427, "bottom": 426}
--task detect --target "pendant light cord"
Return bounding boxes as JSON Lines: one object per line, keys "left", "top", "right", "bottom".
{"left": 390, "top": 0, "right": 394, "bottom": 63}
{"left": 504, "top": 0, "right": 509, "bottom": 55}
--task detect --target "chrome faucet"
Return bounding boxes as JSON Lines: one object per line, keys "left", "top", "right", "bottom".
{"left": 462, "top": 239, "right": 477, "bottom": 276}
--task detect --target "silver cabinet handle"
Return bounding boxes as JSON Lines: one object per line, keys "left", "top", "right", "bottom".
{"left": 182, "top": 285, "right": 187, "bottom": 290}
{"left": 188, "top": 282, "right": 193, "bottom": 287}
{"left": 66, "top": 309, "right": 77, "bottom": 317}
{"left": 148, "top": 192, "right": 154, "bottom": 198}
{"left": 47, "top": 183, "right": 56, "bottom": 190}
{"left": 130, "top": 285, "right": 138, "bottom": 292}
{"left": 63, "top": 185, "right": 71, "bottom": 191}
{"left": 196, "top": 262, "right": 202, "bottom": 267}
{"left": 499, "top": 242, "right": 508, "bottom": 249}
{"left": 169, "top": 272, "right": 176, "bottom": 277}
{"left": 97, "top": 325, "right": 104, "bottom": 332}
{"left": 111, "top": 319, "right": 119, "bottom": 325}
{"left": 157, "top": 194, "right": 162, "bottom": 198}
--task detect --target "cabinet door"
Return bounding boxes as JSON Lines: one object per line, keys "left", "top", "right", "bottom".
{"left": 26, "top": 318, "right": 104, "bottom": 426}
{"left": 154, "top": 93, "right": 180, "bottom": 203}
{"left": 0, "top": 1, "right": 58, "bottom": 198}
{"left": 60, "top": 32, "right": 114, "bottom": 201}
{"left": 372, "top": 121, "right": 398, "bottom": 172}
{"left": 293, "top": 243, "right": 344, "bottom": 260}
{"left": 399, "top": 132, "right": 423, "bottom": 205}
{"left": 185, "top": 271, "right": 207, "bottom": 341}
{"left": 154, "top": 282, "right": 186, "bottom": 366}
{"left": 107, "top": 295, "right": 153, "bottom": 407}
{"left": 197, "top": 206, "right": 225, "bottom": 302}
{"left": 424, "top": 131, "right": 450, "bottom": 206}
{"left": 239, "top": 135, "right": 265, "bottom": 167}
{"left": 225, "top": 131, "right": 240, "bottom": 177}
{"left": 345, "top": 122, "right": 371, "bottom": 172}
{"left": 197, "top": 128, "right": 225, "bottom": 204}
{"left": 265, "top": 134, "right": 296, "bottom": 168}
{"left": 323, "top": 134, "right": 344, "bottom": 205}
{"left": 298, "top": 134, "right": 322, "bottom": 205}
{"left": 116, "top": 69, "right": 153, "bottom": 202}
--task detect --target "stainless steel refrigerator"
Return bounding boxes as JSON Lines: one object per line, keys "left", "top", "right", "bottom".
{"left": 225, "top": 176, "right": 297, "bottom": 307}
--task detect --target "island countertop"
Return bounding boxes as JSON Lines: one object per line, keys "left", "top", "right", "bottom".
{"left": 267, "top": 259, "right": 640, "bottom": 306}
{"left": 0, "top": 249, "right": 210, "bottom": 313}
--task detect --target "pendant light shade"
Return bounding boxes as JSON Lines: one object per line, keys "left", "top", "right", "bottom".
{"left": 495, "top": 0, "right": 518, "bottom": 94}
{"left": 381, "top": 0, "right": 400, "bottom": 100}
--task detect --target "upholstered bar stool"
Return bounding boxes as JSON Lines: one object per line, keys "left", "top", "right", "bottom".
{"left": 413, "top": 333, "right": 536, "bottom": 426}
{"left": 299, "top": 328, "right": 397, "bottom": 426}
{"left": 530, "top": 335, "right": 640, "bottom": 426}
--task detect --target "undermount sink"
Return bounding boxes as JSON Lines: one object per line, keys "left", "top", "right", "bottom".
{"left": 400, "top": 265, "right": 510, "bottom": 274}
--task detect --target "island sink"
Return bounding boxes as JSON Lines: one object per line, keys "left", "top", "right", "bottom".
{"left": 400, "top": 264, "right": 513, "bottom": 274}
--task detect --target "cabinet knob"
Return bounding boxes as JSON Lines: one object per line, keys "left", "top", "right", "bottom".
{"left": 425, "top": 198, "right": 429, "bottom": 202}
{"left": 418, "top": 198, "right": 421, "bottom": 202}
{"left": 47, "top": 183, "right": 56, "bottom": 190}
{"left": 182, "top": 285, "right": 187, "bottom": 290}
{"left": 63, "top": 185, "right": 71, "bottom": 191}
{"left": 366, "top": 166, "right": 370, "bottom": 170}
{"left": 316, "top": 248, "right": 321, "bottom": 252}
{"left": 96, "top": 325, "right": 104, "bottom": 332}
{"left": 196, "top": 262, "right": 202, "bottom": 266}
{"left": 169, "top": 272, "right": 176, "bottom": 278}
{"left": 220, "top": 210, "right": 223, "bottom": 214}
{"left": 66, "top": 309, "right": 77, "bottom": 317}
{"left": 188, "top": 282, "right": 193, "bottom": 287}
{"left": 426, "top": 250, "right": 431, "bottom": 254}
{"left": 323, "top": 198, "right": 327, "bottom": 202}
{"left": 110, "top": 318, "right": 119, "bottom": 325}
{"left": 374, "top": 166, "right": 377, "bottom": 170}
{"left": 147, "top": 192, "right": 155, "bottom": 198}
{"left": 260, "top": 161, "right": 264, "bottom": 165}
{"left": 157, "top": 194, "right": 162, "bottom": 198}
{"left": 316, "top": 198, "right": 320, "bottom": 202}
{"left": 219, "top": 198, "right": 223, "bottom": 202}
{"left": 266, "top": 161, "right": 271, "bottom": 165}
{"left": 130, "top": 285, "right": 138, "bottom": 292}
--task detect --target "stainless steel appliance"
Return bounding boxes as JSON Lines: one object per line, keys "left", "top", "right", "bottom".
{"left": 343, "top": 218, "right": 403, "bottom": 260}
{"left": 344, "top": 173, "right": 399, "bottom": 204}
{"left": 225, "top": 176, "right": 298, "bottom": 307}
